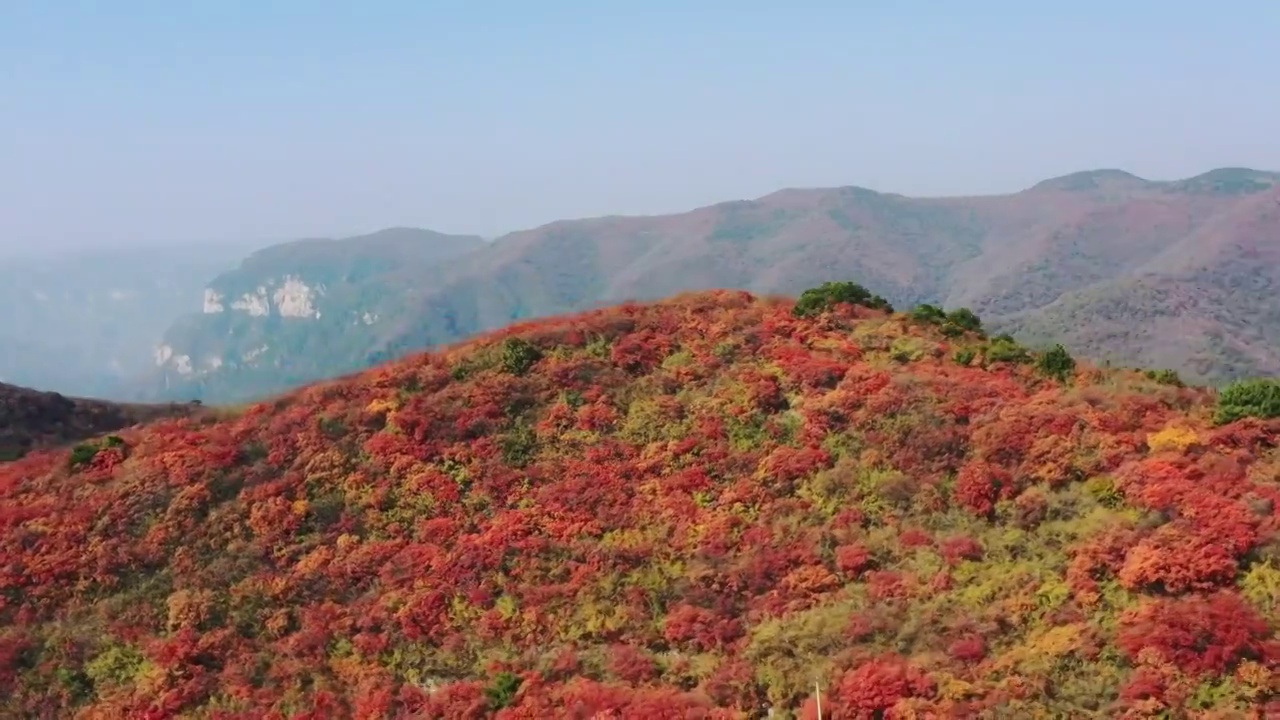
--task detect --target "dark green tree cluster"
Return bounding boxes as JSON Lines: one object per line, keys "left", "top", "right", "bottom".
{"left": 485, "top": 672, "right": 523, "bottom": 710}
{"left": 910, "top": 304, "right": 947, "bottom": 323}
{"left": 1214, "top": 378, "right": 1280, "bottom": 425}
{"left": 451, "top": 336, "right": 545, "bottom": 381}
{"left": 1144, "top": 368, "right": 1185, "bottom": 387}
{"left": 501, "top": 337, "right": 543, "bottom": 376}
{"left": 793, "top": 281, "right": 893, "bottom": 317}
{"left": 910, "top": 304, "right": 983, "bottom": 337}
{"left": 984, "top": 334, "right": 1031, "bottom": 364}
{"left": 67, "top": 435, "right": 125, "bottom": 470}
{"left": 1036, "top": 344, "right": 1076, "bottom": 382}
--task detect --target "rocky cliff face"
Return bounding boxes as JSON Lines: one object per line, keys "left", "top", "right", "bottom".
{"left": 147, "top": 227, "right": 486, "bottom": 402}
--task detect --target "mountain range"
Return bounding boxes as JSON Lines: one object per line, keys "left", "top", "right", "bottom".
{"left": 142, "top": 167, "right": 1280, "bottom": 403}
{"left": 3, "top": 288, "right": 1278, "bottom": 716}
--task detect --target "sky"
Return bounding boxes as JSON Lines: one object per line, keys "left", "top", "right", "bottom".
{"left": 2, "top": 1, "right": 1278, "bottom": 253}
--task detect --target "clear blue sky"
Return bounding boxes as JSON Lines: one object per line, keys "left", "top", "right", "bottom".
{"left": 2, "top": 1, "right": 1277, "bottom": 252}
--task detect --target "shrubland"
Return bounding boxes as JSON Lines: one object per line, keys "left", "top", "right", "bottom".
{"left": 1, "top": 286, "right": 1278, "bottom": 718}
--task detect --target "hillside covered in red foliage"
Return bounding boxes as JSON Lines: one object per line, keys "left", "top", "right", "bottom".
{"left": 2, "top": 289, "right": 1279, "bottom": 718}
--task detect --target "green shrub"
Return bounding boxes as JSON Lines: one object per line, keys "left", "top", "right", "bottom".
{"left": 1215, "top": 379, "right": 1280, "bottom": 425}
{"left": 85, "top": 643, "right": 148, "bottom": 689}
{"left": 54, "top": 667, "right": 93, "bottom": 703}
{"left": 69, "top": 436, "right": 125, "bottom": 470}
{"left": 500, "top": 337, "right": 543, "bottom": 376}
{"left": 560, "top": 389, "right": 585, "bottom": 410}
{"left": 450, "top": 361, "right": 474, "bottom": 381}
{"left": 69, "top": 442, "right": 100, "bottom": 470}
{"left": 946, "top": 308, "right": 983, "bottom": 332}
{"left": 910, "top": 304, "right": 947, "bottom": 324}
{"left": 985, "top": 336, "right": 1030, "bottom": 364}
{"left": 1085, "top": 476, "right": 1123, "bottom": 508}
{"left": 953, "top": 348, "right": 976, "bottom": 366}
{"left": 889, "top": 337, "right": 926, "bottom": 363}
{"left": 485, "top": 671, "right": 522, "bottom": 710}
{"left": 793, "top": 281, "right": 893, "bottom": 317}
{"left": 584, "top": 334, "right": 612, "bottom": 359}
{"left": 1037, "top": 344, "right": 1076, "bottom": 382}
{"left": 500, "top": 422, "right": 538, "bottom": 468}
{"left": 241, "top": 440, "right": 269, "bottom": 462}
{"left": 912, "top": 304, "right": 981, "bottom": 338}
{"left": 318, "top": 416, "right": 347, "bottom": 439}
{"left": 1144, "top": 368, "right": 1184, "bottom": 387}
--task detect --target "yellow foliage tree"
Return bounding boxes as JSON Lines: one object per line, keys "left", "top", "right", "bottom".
{"left": 1146, "top": 426, "right": 1200, "bottom": 453}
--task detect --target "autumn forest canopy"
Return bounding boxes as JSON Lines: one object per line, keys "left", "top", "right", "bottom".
{"left": 1, "top": 284, "right": 1279, "bottom": 718}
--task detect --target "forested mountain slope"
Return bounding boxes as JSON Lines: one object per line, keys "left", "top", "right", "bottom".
{"left": 3, "top": 288, "right": 1278, "bottom": 718}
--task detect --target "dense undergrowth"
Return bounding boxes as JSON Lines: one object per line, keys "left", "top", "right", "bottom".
{"left": 1, "top": 289, "right": 1279, "bottom": 718}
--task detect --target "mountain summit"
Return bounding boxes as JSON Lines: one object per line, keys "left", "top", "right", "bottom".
{"left": 2, "top": 289, "right": 1277, "bottom": 717}
{"left": 1028, "top": 168, "right": 1153, "bottom": 193}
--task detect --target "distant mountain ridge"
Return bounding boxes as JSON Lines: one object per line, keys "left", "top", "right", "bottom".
{"left": 148, "top": 167, "right": 1280, "bottom": 402}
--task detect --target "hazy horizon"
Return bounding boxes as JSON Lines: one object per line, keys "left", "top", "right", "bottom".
{"left": 4, "top": 2, "right": 1278, "bottom": 255}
